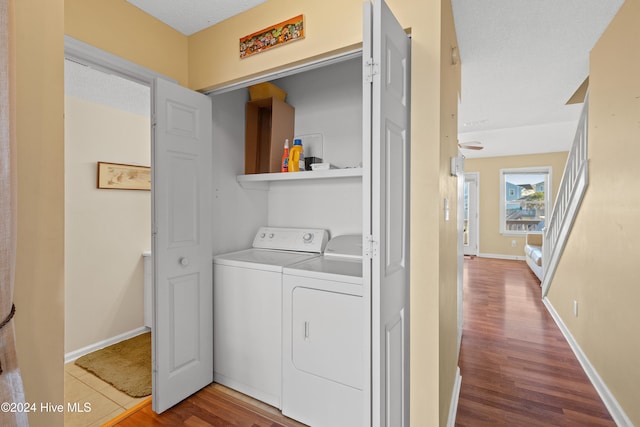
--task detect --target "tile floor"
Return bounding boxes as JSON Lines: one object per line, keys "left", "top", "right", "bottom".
{"left": 64, "top": 362, "right": 149, "bottom": 427}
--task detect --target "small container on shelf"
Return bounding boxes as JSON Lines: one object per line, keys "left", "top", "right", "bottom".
{"left": 281, "top": 139, "right": 290, "bottom": 172}
{"left": 248, "top": 82, "right": 287, "bottom": 102}
{"left": 305, "top": 157, "right": 322, "bottom": 170}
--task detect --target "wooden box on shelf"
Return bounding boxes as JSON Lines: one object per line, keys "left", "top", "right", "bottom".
{"left": 245, "top": 97, "right": 294, "bottom": 174}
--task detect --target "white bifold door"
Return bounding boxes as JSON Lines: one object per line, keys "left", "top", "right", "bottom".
{"left": 152, "top": 78, "right": 214, "bottom": 413}
{"left": 363, "top": 1, "right": 410, "bottom": 426}
{"left": 149, "top": 0, "right": 410, "bottom": 420}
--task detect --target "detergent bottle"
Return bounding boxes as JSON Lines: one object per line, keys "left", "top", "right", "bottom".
{"left": 288, "top": 139, "right": 304, "bottom": 172}
{"left": 281, "top": 139, "right": 290, "bottom": 172}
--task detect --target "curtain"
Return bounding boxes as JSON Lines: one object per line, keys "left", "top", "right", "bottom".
{"left": 0, "top": 0, "right": 28, "bottom": 425}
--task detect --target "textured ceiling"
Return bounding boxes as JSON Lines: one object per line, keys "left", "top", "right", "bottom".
{"left": 452, "top": 0, "right": 624, "bottom": 157}
{"left": 126, "top": 0, "right": 267, "bottom": 36}
{"left": 67, "top": 1, "right": 625, "bottom": 159}
{"left": 64, "top": 59, "right": 150, "bottom": 117}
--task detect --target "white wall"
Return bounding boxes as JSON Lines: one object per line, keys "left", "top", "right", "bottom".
{"left": 267, "top": 179, "right": 362, "bottom": 237}
{"left": 273, "top": 57, "right": 363, "bottom": 169}
{"left": 64, "top": 95, "right": 151, "bottom": 353}
{"left": 210, "top": 56, "right": 363, "bottom": 251}
{"left": 269, "top": 57, "right": 363, "bottom": 238}
{"left": 211, "top": 89, "right": 269, "bottom": 255}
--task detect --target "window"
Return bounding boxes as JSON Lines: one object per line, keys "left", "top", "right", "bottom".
{"left": 500, "top": 167, "right": 551, "bottom": 234}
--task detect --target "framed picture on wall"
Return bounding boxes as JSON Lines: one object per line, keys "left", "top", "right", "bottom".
{"left": 97, "top": 162, "right": 151, "bottom": 191}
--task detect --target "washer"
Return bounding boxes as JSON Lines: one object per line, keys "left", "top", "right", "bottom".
{"left": 282, "top": 234, "right": 364, "bottom": 427}
{"left": 213, "top": 227, "right": 328, "bottom": 409}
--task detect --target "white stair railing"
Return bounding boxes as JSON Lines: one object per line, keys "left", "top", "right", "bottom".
{"left": 542, "top": 94, "right": 589, "bottom": 297}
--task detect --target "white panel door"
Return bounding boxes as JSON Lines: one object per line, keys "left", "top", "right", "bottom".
{"left": 363, "top": 1, "right": 410, "bottom": 426}
{"left": 152, "top": 78, "right": 213, "bottom": 413}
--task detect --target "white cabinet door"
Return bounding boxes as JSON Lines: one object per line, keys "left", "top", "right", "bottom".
{"left": 152, "top": 78, "right": 213, "bottom": 413}
{"left": 363, "top": 1, "right": 410, "bottom": 426}
{"left": 292, "top": 287, "right": 363, "bottom": 390}
{"left": 213, "top": 265, "right": 282, "bottom": 408}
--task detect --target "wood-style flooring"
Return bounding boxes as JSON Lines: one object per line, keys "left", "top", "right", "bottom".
{"left": 455, "top": 257, "right": 615, "bottom": 426}
{"left": 107, "top": 383, "right": 307, "bottom": 427}
{"left": 108, "top": 256, "right": 614, "bottom": 426}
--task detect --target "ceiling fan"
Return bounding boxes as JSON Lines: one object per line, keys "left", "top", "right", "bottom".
{"left": 458, "top": 140, "right": 484, "bottom": 150}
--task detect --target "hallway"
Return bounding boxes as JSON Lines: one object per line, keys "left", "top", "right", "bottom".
{"left": 455, "top": 257, "right": 615, "bottom": 426}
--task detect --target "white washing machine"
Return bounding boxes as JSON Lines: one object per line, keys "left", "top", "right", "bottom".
{"left": 282, "top": 234, "right": 364, "bottom": 427}
{"left": 213, "top": 227, "right": 328, "bottom": 409}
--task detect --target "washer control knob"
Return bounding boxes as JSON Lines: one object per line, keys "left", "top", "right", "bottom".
{"left": 269, "top": 233, "right": 274, "bottom": 238}
{"left": 179, "top": 257, "right": 189, "bottom": 267}
{"left": 260, "top": 233, "right": 266, "bottom": 238}
{"left": 303, "top": 232, "right": 314, "bottom": 242}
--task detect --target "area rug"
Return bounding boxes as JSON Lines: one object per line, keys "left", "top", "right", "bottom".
{"left": 75, "top": 332, "right": 151, "bottom": 398}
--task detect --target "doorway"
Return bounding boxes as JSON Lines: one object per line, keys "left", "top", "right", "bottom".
{"left": 463, "top": 172, "right": 479, "bottom": 256}
{"left": 63, "top": 57, "right": 153, "bottom": 424}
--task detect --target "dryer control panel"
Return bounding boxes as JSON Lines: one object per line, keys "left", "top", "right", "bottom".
{"left": 252, "top": 227, "right": 329, "bottom": 253}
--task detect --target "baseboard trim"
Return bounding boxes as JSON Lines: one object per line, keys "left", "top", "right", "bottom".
{"left": 64, "top": 326, "right": 150, "bottom": 364}
{"left": 447, "top": 367, "right": 462, "bottom": 427}
{"left": 542, "top": 298, "right": 633, "bottom": 426}
{"left": 478, "top": 253, "right": 525, "bottom": 261}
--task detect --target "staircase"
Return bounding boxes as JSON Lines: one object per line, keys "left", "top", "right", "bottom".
{"left": 541, "top": 95, "right": 589, "bottom": 297}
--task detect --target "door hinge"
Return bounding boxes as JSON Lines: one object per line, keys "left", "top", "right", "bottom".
{"left": 365, "top": 58, "right": 378, "bottom": 83}
{"left": 364, "top": 235, "right": 377, "bottom": 259}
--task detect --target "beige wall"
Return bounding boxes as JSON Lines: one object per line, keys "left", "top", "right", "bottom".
{"left": 64, "top": 0, "right": 189, "bottom": 86}
{"left": 7, "top": 1, "right": 461, "bottom": 426}
{"left": 438, "top": 0, "right": 462, "bottom": 424}
{"left": 548, "top": 0, "right": 640, "bottom": 424}
{"left": 188, "top": 0, "right": 362, "bottom": 92}
{"left": 464, "top": 152, "right": 568, "bottom": 257}
{"left": 14, "top": 0, "right": 65, "bottom": 426}
{"left": 189, "top": 2, "right": 459, "bottom": 425}
{"left": 65, "top": 96, "right": 151, "bottom": 353}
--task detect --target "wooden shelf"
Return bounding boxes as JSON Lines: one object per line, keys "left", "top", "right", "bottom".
{"left": 237, "top": 168, "right": 363, "bottom": 189}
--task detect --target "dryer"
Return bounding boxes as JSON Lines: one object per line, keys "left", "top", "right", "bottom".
{"left": 213, "top": 227, "right": 328, "bottom": 409}
{"left": 282, "top": 234, "right": 364, "bottom": 427}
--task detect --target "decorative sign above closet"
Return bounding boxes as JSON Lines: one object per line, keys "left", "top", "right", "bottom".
{"left": 240, "top": 15, "right": 304, "bottom": 59}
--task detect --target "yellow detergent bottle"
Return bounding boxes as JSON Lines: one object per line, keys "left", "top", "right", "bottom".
{"left": 288, "top": 139, "right": 304, "bottom": 172}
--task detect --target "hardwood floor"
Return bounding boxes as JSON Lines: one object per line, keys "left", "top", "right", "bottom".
{"left": 109, "top": 257, "right": 614, "bottom": 426}
{"left": 455, "top": 257, "right": 615, "bottom": 426}
{"left": 107, "top": 383, "right": 307, "bottom": 427}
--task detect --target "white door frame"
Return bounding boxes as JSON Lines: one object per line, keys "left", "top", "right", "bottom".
{"left": 64, "top": 33, "right": 174, "bottom": 403}
{"left": 456, "top": 154, "right": 464, "bottom": 356}
{"left": 66, "top": 36, "right": 216, "bottom": 414}
{"left": 463, "top": 172, "right": 479, "bottom": 256}
{"left": 64, "top": 36, "right": 175, "bottom": 87}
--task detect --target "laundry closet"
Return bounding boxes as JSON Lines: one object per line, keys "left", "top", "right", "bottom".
{"left": 211, "top": 55, "right": 365, "bottom": 427}
{"left": 150, "top": 1, "right": 409, "bottom": 426}
{"left": 210, "top": 56, "right": 363, "bottom": 253}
